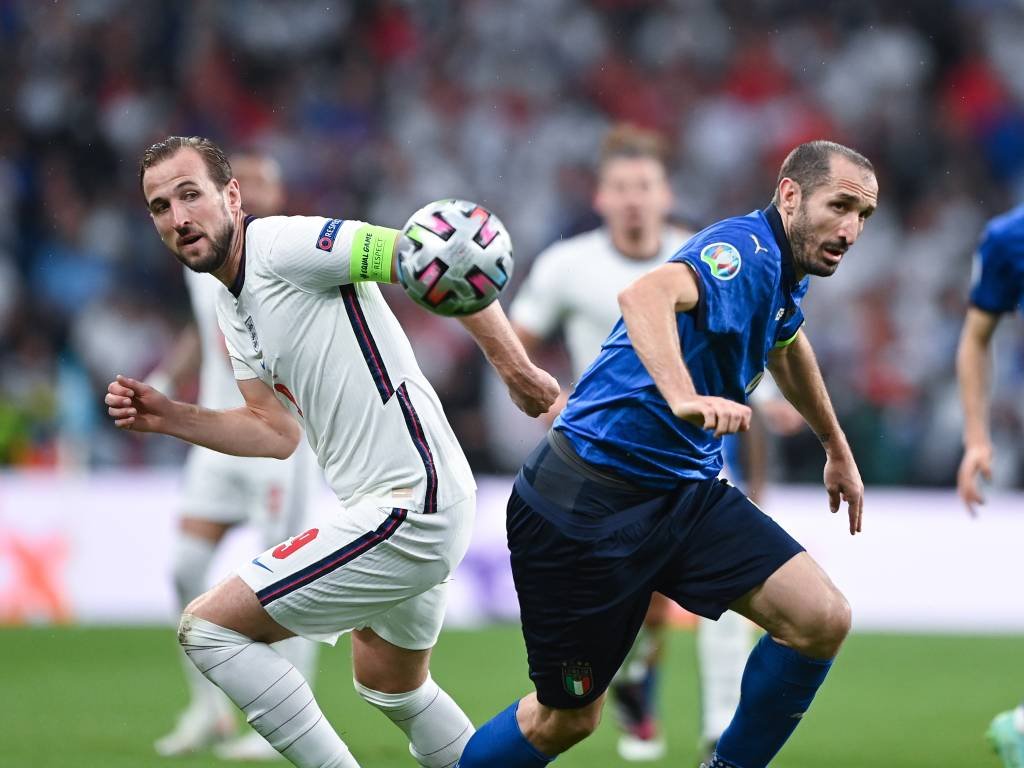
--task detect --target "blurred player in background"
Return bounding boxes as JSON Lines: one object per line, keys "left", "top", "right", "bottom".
{"left": 148, "top": 148, "right": 322, "bottom": 761}
{"left": 955, "top": 202, "right": 1024, "bottom": 766}
{"left": 511, "top": 124, "right": 799, "bottom": 763}
{"left": 108, "top": 136, "right": 559, "bottom": 768}
{"left": 457, "top": 140, "right": 874, "bottom": 768}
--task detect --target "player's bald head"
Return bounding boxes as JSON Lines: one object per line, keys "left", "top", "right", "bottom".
{"left": 771, "top": 141, "right": 874, "bottom": 205}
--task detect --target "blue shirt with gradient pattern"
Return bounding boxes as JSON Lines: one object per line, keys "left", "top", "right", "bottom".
{"left": 969, "top": 204, "right": 1024, "bottom": 315}
{"left": 554, "top": 205, "right": 809, "bottom": 488}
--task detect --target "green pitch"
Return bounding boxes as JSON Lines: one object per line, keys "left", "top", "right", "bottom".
{"left": 2, "top": 625, "right": 1019, "bottom": 767}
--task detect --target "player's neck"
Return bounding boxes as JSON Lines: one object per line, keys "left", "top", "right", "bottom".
{"left": 774, "top": 203, "right": 807, "bottom": 282}
{"left": 609, "top": 228, "right": 661, "bottom": 261}
{"left": 211, "top": 207, "right": 247, "bottom": 289}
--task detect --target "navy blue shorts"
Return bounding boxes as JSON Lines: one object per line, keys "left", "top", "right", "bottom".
{"left": 507, "top": 431, "right": 804, "bottom": 710}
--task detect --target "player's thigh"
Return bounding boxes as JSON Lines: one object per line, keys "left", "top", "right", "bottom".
{"left": 186, "top": 574, "right": 294, "bottom": 644}
{"left": 657, "top": 480, "right": 805, "bottom": 622}
{"left": 730, "top": 550, "right": 850, "bottom": 650}
{"left": 506, "top": 487, "right": 655, "bottom": 710}
{"left": 179, "top": 447, "right": 250, "bottom": 526}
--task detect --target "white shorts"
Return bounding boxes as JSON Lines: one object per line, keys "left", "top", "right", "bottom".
{"left": 237, "top": 494, "right": 475, "bottom": 650}
{"left": 179, "top": 445, "right": 316, "bottom": 547}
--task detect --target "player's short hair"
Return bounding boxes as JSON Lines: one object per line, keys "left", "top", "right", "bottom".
{"left": 771, "top": 140, "right": 874, "bottom": 204}
{"left": 598, "top": 124, "right": 670, "bottom": 174}
{"left": 139, "top": 136, "right": 232, "bottom": 196}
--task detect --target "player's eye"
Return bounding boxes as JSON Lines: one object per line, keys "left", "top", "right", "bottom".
{"left": 831, "top": 201, "right": 847, "bottom": 213}
{"left": 183, "top": 190, "right": 199, "bottom": 201}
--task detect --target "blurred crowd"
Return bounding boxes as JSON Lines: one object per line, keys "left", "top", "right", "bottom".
{"left": 3, "top": 0, "right": 1024, "bottom": 487}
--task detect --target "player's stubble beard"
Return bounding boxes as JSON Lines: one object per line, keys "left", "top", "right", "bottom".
{"left": 789, "top": 200, "right": 845, "bottom": 278}
{"left": 175, "top": 205, "right": 235, "bottom": 274}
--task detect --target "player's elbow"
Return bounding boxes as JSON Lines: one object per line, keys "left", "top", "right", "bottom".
{"left": 270, "top": 419, "right": 302, "bottom": 460}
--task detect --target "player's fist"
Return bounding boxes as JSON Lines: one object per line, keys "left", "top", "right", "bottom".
{"left": 507, "top": 365, "right": 561, "bottom": 418}
{"left": 957, "top": 442, "right": 993, "bottom": 516}
{"left": 104, "top": 374, "right": 174, "bottom": 433}
{"left": 672, "top": 396, "right": 752, "bottom": 437}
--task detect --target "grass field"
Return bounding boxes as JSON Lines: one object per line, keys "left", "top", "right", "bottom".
{"left": 2, "top": 625, "right": 1019, "bottom": 767}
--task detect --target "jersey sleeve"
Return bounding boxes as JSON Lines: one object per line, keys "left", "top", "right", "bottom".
{"left": 215, "top": 298, "right": 260, "bottom": 381}
{"left": 265, "top": 216, "right": 399, "bottom": 292}
{"left": 969, "top": 227, "right": 1023, "bottom": 314}
{"left": 774, "top": 279, "right": 808, "bottom": 347}
{"left": 509, "top": 245, "right": 569, "bottom": 339}
{"left": 671, "top": 231, "right": 768, "bottom": 335}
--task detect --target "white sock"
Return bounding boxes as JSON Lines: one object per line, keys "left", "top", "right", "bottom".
{"left": 171, "top": 534, "right": 234, "bottom": 718}
{"left": 273, "top": 635, "right": 321, "bottom": 689}
{"left": 697, "top": 612, "right": 753, "bottom": 742}
{"left": 179, "top": 614, "right": 359, "bottom": 768}
{"left": 354, "top": 674, "right": 474, "bottom": 768}
{"left": 1014, "top": 704, "right": 1024, "bottom": 734}
{"left": 613, "top": 624, "right": 662, "bottom": 685}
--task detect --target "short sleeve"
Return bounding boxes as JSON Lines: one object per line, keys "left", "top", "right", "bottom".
{"left": 509, "top": 245, "right": 569, "bottom": 339}
{"left": 672, "top": 236, "right": 766, "bottom": 335}
{"left": 774, "top": 279, "right": 808, "bottom": 346}
{"left": 265, "top": 216, "right": 398, "bottom": 292}
{"left": 969, "top": 229, "right": 1023, "bottom": 314}
{"left": 215, "top": 297, "right": 260, "bottom": 381}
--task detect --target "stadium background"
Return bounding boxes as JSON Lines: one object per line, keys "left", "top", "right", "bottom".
{"left": 2, "top": 1, "right": 1024, "bottom": 766}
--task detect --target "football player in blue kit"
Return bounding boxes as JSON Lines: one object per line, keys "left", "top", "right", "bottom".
{"left": 956, "top": 203, "right": 1024, "bottom": 766}
{"left": 456, "top": 140, "right": 877, "bottom": 768}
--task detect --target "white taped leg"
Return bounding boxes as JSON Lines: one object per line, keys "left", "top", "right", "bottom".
{"left": 178, "top": 614, "right": 359, "bottom": 768}
{"left": 273, "top": 635, "right": 320, "bottom": 688}
{"left": 171, "top": 535, "right": 234, "bottom": 720}
{"left": 354, "top": 674, "right": 473, "bottom": 768}
{"left": 697, "top": 612, "right": 753, "bottom": 741}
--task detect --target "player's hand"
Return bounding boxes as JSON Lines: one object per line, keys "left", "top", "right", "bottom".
{"left": 672, "top": 396, "right": 752, "bottom": 437}
{"left": 824, "top": 450, "right": 864, "bottom": 535}
{"left": 957, "top": 442, "right": 992, "bottom": 517}
{"left": 507, "top": 365, "right": 560, "bottom": 418}
{"left": 104, "top": 374, "right": 175, "bottom": 433}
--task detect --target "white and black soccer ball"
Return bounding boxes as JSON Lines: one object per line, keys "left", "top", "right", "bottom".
{"left": 397, "top": 199, "right": 513, "bottom": 317}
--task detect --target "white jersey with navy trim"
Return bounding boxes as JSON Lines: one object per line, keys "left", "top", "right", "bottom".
{"left": 216, "top": 215, "right": 475, "bottom": 514}
{"left": 184, "top": 267, "right": 244, "bottom": 410}
{"left": 510, "top": 226, "right": 693, "bottom": 380}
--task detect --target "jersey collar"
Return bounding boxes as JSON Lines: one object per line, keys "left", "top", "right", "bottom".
{"left": 228, "top": 215, "right": 256, "bottom": 298}
{"left": 763, "top": 205, "right": 798, "bottom": 288}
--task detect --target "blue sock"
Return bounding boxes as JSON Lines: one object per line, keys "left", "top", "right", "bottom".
{"left": 714, "top": 633, "right": 834, "bottom": 768}
{"left": 456, "top": 700, "right": 553, "bottom": 767}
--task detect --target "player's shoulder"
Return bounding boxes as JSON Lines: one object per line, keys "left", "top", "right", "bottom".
{"left": 977, "top": 204, "right": 1024, "bottom": 268}
{"left": 673, "top": 209, "right": 780, "bottom": 282}
{"left": 982, "top": 204, "right": 1024, "bottom": 247}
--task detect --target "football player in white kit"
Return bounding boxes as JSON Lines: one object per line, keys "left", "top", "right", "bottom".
{"left": 511, "top": 125, "right": 771, "bottom": 764}
{"left": 149, "top": 149, "right": 323, "bottom": 761}
{"left": 106, "top": 136, "right": 559, "bottom": 768}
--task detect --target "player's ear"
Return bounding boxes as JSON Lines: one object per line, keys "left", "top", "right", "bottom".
{"left": 778, "top": 177, "right": 801, "bottom": 216}
{"left": 225, "top": 178, "right": 242, "bottom": 212}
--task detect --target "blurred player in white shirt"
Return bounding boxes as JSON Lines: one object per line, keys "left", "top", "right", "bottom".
{"left": 108, "top": 136, "right": 558, "bottom": 768}
{"left": 511, "top": 125, "right": 792, "bottom": 764}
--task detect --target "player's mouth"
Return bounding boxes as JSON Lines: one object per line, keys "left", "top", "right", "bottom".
{"left": 178, "top": 232, "right": 204, "bottom": 249}
{"left": 821, "top": 243, "right": 846, "bottom": 264}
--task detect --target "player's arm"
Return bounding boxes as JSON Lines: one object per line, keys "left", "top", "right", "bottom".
{"left": 458, "top": 302, "right": 560, "bottom": 418}
{"left": 767, "top": 332, "right": 863, "bottom": 534}
{"left": 146, "top": 323, "right": 200, "bottom": 395}
{"left": 617, "top": 262, "right": 751, "bottom": 437}
{"left": 105, "top": 374, "right": 301, "bottom": 460}
{"left": 956, "top": 307, "right": 1001, "bottom": 513}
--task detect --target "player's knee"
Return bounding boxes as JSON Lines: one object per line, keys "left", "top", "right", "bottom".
{"left": 794, "top": 588, "right": 851, "bottom": 659}
{"left": 541, "top": 704, "right": 602, "bottom": 750}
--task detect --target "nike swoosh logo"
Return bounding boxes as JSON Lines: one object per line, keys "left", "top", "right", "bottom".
{"left": 251, "top": 557, "right": 272, "bottom": 573}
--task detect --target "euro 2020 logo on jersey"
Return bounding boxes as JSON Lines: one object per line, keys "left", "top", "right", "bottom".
{"left": 700, "top": 242, "right": 742, "bottom": 281}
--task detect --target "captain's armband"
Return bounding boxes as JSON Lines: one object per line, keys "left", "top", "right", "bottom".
{"left": 349, "top": 225, "right": 398, "bottom": 283}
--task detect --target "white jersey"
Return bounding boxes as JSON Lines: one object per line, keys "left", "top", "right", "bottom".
{"left": 510, "top": 226, "right": 692, "bottom": 379}
{"left": 216, "top": 215, "right": 475, "bottom": 514}
{"left": 184, "top": 268, "right": 244, "bottom": 410}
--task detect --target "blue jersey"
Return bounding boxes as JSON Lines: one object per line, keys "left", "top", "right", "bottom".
{"left": 556, "top": 205, "right": 808, "bottom": 488}
{"left": 969, "top": 204, "right": 1024, "bottom": 315}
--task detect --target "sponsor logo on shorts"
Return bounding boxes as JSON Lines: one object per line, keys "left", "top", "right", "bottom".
{"left": 316, "top": 218, "right": 344, "bottom": 252}
{"left": 561, "top": 660, "right": 594, "bottom": 698}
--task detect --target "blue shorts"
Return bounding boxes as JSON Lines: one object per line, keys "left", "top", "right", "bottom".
{"left": 508, "top": 432, "right": 803, "bottom": 709}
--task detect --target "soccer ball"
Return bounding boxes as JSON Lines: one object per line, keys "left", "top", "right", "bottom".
{"left": 396, "top": 199, "right": 513, "bottom": 317}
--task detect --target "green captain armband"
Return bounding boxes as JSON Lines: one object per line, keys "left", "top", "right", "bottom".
{"left": 773, "top": 326, "right": 802, "bottom": 348}
{"left": 349, "top": 225, "right": 398, "bottom": 283}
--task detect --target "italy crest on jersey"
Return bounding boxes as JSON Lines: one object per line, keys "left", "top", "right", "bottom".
{"left": 700, "top": 242, "right": 742, "bottom": 281}
{"left": 561, "top": 660, "right": 594, "bottom": 698}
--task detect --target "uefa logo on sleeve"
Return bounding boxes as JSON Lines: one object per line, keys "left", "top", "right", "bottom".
{"left": 700, "top": 242, "right": 742, "bottom": 280}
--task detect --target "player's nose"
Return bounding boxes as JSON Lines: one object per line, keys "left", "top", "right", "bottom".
{"left": 837, "top": 213, "right": 860, "bottom": 245}
{"left": 170, "top": 200, "right": 191, "bottom": 229}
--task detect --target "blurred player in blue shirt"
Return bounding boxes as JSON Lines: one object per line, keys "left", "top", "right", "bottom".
{"left": 956, "top": 203, "right": 1024, "bottom": 766}
{"left": 457, "top": 140, "right": 876, "bottom": 768}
